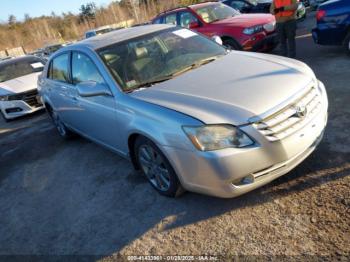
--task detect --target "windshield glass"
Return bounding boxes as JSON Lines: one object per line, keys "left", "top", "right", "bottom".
{"left": 195, "top": 3, "right": 240, "bottom": 23}
{"left": 98, "top": 28, "right": 227, "bottom": 92}
{"left": 0, "top": 58, "right": 45, "bottom": 82}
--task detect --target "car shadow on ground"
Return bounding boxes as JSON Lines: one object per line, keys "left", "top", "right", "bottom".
{"left": 0, "top": 113, "right": 349, "bottom": 256}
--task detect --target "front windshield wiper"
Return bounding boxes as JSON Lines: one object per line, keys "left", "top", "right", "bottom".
{"left": 171, "top": 56, "right": 221, "bottom": 77}
{"left": 126, "top": 56, "right": 221, "bottom": 92}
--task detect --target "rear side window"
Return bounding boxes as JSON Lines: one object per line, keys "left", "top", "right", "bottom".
{"left": 165, "top": 13, "right": 177, "bottom": 25}
{"left": 71, "top": 52, "right": 104, "bottom": 85}
{"left": 49, "top": 53, "right": 70, "bottom": 83}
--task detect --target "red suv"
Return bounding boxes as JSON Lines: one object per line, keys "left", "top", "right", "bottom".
{"left": 152, "top": 1, "right": 277, "bottom": 52}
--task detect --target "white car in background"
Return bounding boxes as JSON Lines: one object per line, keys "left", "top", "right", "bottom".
{"left": 0, "top": 56, "right": 45, "bottom": 121}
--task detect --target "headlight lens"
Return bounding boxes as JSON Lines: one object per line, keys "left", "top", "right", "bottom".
{"left": 0, "top": 95, "right": 8, "bottom": 101}
{"left": 263, "top": 21, "right": 276, "bottom": 32}
{"left": 243, "top": 25, "right": 264, "bottom": 35}
{"left": 183, "top": 125, "right": 254, "bottom": 151}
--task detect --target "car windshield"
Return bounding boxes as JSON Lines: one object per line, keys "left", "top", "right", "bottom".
{"left": 98, "top": 28, "right": 227, "bottom": 92}
{"left": 0, "top": 58, "right": 45, "bottom": 82}
{"left": 194, "top": 3, "right": 240, "bottom": 23}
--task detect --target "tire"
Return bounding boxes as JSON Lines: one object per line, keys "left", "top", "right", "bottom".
{"left": 344, "top": 32, "right": 350, "bottom": 55}
{"left": 134, "top": 136, "right": 184, "bottom": 197}
{"left": 0, "top": 111, "right": 9, "bottom": 122}
{"left": 223, "top": 38, "right": 241, "bottom": 50}
{"left": 50, "top": 109, "right": 75, "bottom": 139}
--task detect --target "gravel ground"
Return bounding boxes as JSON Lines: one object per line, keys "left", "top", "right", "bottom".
{"left": 0, "top": 12, "right": 349, "bottom": 260}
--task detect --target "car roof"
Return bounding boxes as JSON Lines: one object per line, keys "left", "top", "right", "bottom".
{"left": 156, "top": 1, "right": 218, "bottom": 16}
{"left": 189, "top": 1, "right": 219, "bottom": 9}
{"left": 0, "top": 55, "right": 42, "bottom": 66}
{"left": 69, "top": 24, "right": 174, "bottom": 51}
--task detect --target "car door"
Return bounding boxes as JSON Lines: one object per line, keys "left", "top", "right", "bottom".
{"left": 70, "top": 51, "right": 119, "bottom": 150}
{"left": 46, "top": 52, "right": 77, "bottom": 125}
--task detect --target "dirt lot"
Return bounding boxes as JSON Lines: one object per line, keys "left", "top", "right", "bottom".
{"left": 0, "top": 13, "right": 349, "bottom": 260}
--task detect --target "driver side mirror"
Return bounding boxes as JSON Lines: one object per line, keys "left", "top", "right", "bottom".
{"left": 189, "top": 21, "right": 200, "bottom": 29}
{"left": 77, "top": 81, "right": 112, "bottom": 97}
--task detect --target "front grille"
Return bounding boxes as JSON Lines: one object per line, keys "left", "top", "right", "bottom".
{"left": 8, "top": 89, "right": 42, "bottom": 108}
{"left": 253, "top": 86, "right": 322, "bottom": 142}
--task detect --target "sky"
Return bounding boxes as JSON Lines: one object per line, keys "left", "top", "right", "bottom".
{"left": 0, "top": 0, "right": 114, "bottom": 22}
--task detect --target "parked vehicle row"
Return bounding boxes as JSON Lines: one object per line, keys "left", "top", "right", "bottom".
{"left": 1, "top": 0, "right": 340, "bottom": 199}
{"left": 220, "top": 0, "right": 306, "bottom": 20}
{"left": 152, "top": 1, "right": 278, "bottom": 51}
{"left": 38, "top": 25, "right": 328, "bottom": 198}
{"left": 85, "top": 25, "right": 124, "bottom": 39}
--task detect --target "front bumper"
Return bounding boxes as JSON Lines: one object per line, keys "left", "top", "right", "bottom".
{"left": 0, "top": 98, "right": 44, "bottom": 120}
{"left": 160, "top": 83, "right": 328, "bottom": 198}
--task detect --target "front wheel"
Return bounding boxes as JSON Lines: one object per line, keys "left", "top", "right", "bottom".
{"left": 135, "top": 137, "right": 184, "bottom": 197}
{"left": 223, "top": 38, "right": 241, "bottom": 50}
{"left": 0, "top": 111, "right": 9, "bottom": 122}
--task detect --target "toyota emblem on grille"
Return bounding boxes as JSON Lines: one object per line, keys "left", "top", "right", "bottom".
{"left": 294, "top": 105, "right": 307, "bottom": 118}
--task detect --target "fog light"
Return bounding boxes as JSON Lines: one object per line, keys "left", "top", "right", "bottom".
{"left": 5, "top": 107, "right": 23, "bottom": 113}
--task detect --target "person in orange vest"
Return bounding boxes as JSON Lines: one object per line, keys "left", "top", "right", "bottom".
{"left": 270, "top": 0, "right": 299, "bottom": 58}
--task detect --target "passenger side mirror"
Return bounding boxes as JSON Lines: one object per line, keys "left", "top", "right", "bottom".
{"left": 77, "top": 81, "right": 112, "bottom": 97}
{"left": 189, "top": 21, "right": 200, "bottom": 29}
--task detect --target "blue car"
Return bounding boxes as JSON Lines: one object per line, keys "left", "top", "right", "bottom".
{"left": 312, "top": 0, "right": 350, "bottom": 53}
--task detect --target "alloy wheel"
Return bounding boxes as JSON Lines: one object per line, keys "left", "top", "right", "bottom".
{"left": 52, "top": 111, "right": 67, "bottom": 137}
{"left": 138, "top": 144, "right": 171, "bottom": 192}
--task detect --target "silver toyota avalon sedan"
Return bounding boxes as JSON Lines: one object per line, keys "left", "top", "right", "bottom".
{"left": 38, "top": 24, "right": 328, "bottom": 198}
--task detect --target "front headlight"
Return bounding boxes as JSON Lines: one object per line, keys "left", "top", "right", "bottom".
{"left": 0, "top": 95, "right": 8, "bottom": 101}
{"left": 183, "top": 125, "right": 254, "bottom": 151}
{"left": 243, "top": 25, "right": 264, "bottom": 35}
{"left": 263, "top": 21, "right": 276, "bottom": 32}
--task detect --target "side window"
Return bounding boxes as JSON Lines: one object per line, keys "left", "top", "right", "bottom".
{"left": 71, "top": 52, "right": 105, "bottom": 85}
{"left": 153, "top": 17, "right": 163, "bottom": 24}
{"left": 51, "top": 53, "right": 69, "bottom": 83}
{"left": 164, "top": 13, "right": 177, "bottom": 25}
{"left": 179, "top": 12, "right": 199, "bottom": 28}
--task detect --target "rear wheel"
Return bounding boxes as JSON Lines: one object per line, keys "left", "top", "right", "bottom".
{"left": 135, "top": 137, "right": 184, "bottom": 197}
{"left": 50, "top": 109, "right": 75, "bottom": 139}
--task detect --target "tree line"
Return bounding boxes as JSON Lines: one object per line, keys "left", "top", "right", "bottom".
{"left": 0, "top": 0, "right": 200, "bottom": 52}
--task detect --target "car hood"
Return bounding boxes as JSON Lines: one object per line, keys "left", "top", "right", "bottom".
{"left": 0, "top": 72, "right": 41, "bottom": 96}
{"left": 130, "top": 52, "right": 316, "bottom": 125}
{"left": 212, "top": 13, "right": 275, "bottom": 28}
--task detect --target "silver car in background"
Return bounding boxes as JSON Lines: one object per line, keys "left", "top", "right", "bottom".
{"left": 39, "top": 25, "right": 328, "bottom": 198}
{"left": 0, "top": 56, "right": 45, "bottom": 121}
